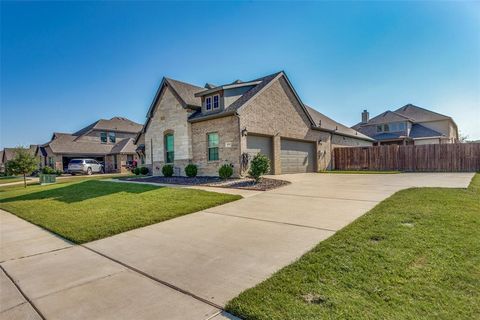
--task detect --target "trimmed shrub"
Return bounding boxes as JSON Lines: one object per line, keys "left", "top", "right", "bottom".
{"left": 140, "top": 166, "right": 149, "bottom": 175}
{"left": 185, "top": 164, "right": 198, "bottom": 178}
{"left": 219, "top": 164, "right": 233, "bottom": 180}
{"left": 162, "top": 164, "right": 174, "bottom": 177}
{"left": 55, "top": 169, "right": 63, "bottom": 176}
{"left": 249, "top": 153, "right": 270, "bottom": 182}
{"left": 133, "top": 167, "right": 141, "bottom": 175}
{"left": 42, "top": 166, "right": 56, "bottom": 174}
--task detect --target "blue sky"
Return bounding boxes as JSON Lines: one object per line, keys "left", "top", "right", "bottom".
{"left": 1, "top": 1, "right": 479, "bottom": 148}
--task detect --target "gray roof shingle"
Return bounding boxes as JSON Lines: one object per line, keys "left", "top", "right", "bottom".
{"left": 73, "top": 117, "right": 142, "bottom": 136}
{"left": 409, "top": 123, "right": 444, "bottom": 138}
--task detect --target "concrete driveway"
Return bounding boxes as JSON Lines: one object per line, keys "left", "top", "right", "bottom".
{"left": 1, "top": 172, "right": 473, "bottom": 319}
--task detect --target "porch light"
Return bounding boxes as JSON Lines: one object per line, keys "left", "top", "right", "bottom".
{"left": 241, "top": 128, "right": 248, "bottom": 136}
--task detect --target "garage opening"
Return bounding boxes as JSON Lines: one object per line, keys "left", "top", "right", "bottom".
{"left": 280, "top": 139, "right": 315, "bottom": 173}
{"left": 246, "top": 135, "right": 273, "bottom": 174}
{"left": 62, "top": 156, "right": 105, "bottom": 172}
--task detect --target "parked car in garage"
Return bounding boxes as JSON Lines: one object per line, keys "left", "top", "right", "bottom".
{"left": 67, "top": 159, "right": 104, "bottom": 175}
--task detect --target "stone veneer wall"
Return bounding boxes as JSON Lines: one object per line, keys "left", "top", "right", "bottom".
{"left": 144, "top": 86, "right": 194, "bottom": 176}
{"left": 191, "top": 115, "right": 241, "bottom": 177}
{"left": 238, "top": 76, "right": 332, "bottom": 173}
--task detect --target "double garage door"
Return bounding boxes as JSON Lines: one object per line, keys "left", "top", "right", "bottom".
{"left": 246, "top": 135, "right": 315, "bottom": 174}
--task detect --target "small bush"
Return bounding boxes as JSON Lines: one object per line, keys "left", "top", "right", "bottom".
{"left": 140, "top": 166, "right": 149, "bottom": 175}
{"left": 185, "top": 164, "right": 198, "bottom": 177}
{"left": 133, "top": 167, "right": 141, "bottom": 175}
{"left": 249, "top": 153, "right": 270, "bottom": 182}
{"left": 219, "top": 164, "right": 233, "bottom": 179}
{"left": 162, "top": 164, "right": 174, "bottom": 177}
{"left": 42, "top": 166, "right": 55, "bottom": 174}
{"left": 55, "top": 169, "right": 63, "bottom": 176}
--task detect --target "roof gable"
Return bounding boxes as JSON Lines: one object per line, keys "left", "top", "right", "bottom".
{"left": 395, "top": 104, "right": 451, "bottom": 122}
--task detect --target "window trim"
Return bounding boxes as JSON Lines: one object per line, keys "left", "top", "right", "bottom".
{"left": 205, "top": 97, "right": 212, "bottom": 110}
{"left": 213, "top": 94, "right": 220, "bottom": 109}
{"left": 207, "top": 132, "right": 219, "bottom": 162}
{"left": 164, "top": 133, "right": 174, "bottom": 164}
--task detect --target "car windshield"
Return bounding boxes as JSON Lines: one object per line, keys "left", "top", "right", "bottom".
{"left": 69, "top": 160, "right": 84, "bottom": 164}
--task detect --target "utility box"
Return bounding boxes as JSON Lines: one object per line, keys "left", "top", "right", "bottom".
{"left": 39, "top": 174, "right": 56, "bottom": 185}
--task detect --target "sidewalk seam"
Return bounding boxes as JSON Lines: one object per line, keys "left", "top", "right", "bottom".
{"left": 0, "top": 265, "right": 46, "bottom": 320}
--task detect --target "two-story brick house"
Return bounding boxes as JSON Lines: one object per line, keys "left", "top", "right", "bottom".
{"left": 38, "top": 117, "right": 143, "bottom": 173}
{"left": 352, "top": 104, "right": 459, "bottom": 145}
{"left": 136, "top": 71, "right": 373, "bottom": 177}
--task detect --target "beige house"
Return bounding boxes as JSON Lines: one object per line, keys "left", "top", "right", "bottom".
{"left": 0, "top": 145, "right": 38, "bottom": 174}
{"left": 136, "top": 71, "right": 373, "bottom": 177}
{"left": 352, "top": 104, "right": 459, "bottom": 145}
{"left": 38, "top": 117, "right": 143, "bottom": 173}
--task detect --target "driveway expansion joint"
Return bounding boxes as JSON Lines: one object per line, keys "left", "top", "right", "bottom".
{"left": 203, "top": 211, "right": 338, "bottom": 233}
{"left": 81, "top": 244, "right": 225, "bottom": 311}
{"left": 0, "top": 265, "right": 46, "bottom": 320}
{"left": 0, "top": 245, "right": 72, "bottom": 264}
{"left": 271, "top": 192, "right": 381, "bottom": 203}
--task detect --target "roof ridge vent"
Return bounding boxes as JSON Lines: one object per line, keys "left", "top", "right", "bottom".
{"left": 231, "top": 79, "right": 243, "bottom": 84}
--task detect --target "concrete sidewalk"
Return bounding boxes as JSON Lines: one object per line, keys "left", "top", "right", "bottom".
{"left": 1, "top": 172, "right": 474, "bottom": 319}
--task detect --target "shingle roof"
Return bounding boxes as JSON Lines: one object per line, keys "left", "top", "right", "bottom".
{"left": 409, "top": 123, "right": 444, "bottom": 138}
{"left": 356, "top": 110, "right": 411, "bottom": 127}
{"left": 73, "top": 117, "right": 142, "bottom": 136}
{"left": 2, "top": 146, "right": 37, "bottom": 162}
{"left": 165, "top": 78, "right": 204, "bottom": 108}
{"left": 188, "top": 72, "right": 282, "bottom": 121}
{"left": 305, "top": 106, "right": 373, "bottom": 141}
{"left": 110, "top": 138, "right": 137, "bottom": 154}
{"left": 395, "top": 104, "right": 451, "bottom": 122}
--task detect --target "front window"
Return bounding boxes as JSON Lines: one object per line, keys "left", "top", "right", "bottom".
{"left": 213, "top": 95, "right": 219, "bottom": 109}
{"left": 376, "top": 125, "right": 382, "bottom": 133}
{"left": 207, "top": 132, "right": 219, "bottom": 161}
{"left": 206, "top": 97, "right": 212, "bottom": 110}
{"left": 165, "top": 133, "right": 174, "bottom": 163}
{"left": 100, "top": 132, "right": 107, "bottom": 143}
{"left": 109, "top": 132, "right": 116, "bottom": 143}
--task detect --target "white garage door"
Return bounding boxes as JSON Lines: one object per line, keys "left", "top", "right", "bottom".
{"left": 281, "top": 139, "right": 315, "bottom": 173}
{"left": 246, "top": 135, "right": 273, "bottom": 173}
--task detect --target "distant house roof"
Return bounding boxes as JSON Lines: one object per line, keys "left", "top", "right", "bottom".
{"left": 2, "top": 145, "right": 37, "bottom": 162}
{"left": 73, "top": 117, "right": 142, "bottom": 136}
{"left": 44, "top": 133, "right": 136, "bottom": 155}
{"left": 110, "top": 138, "right": 137, "bottom": 154}
{"left": 352, "top": 111, "right": 411, "bottom": 129}
{"left": 394, "top": 104, "right": 451, "bottom": 122}
{"left": 305, "top": 106, "right": 373, "bottom": 141}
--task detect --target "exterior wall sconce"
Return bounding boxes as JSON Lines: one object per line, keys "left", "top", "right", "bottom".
{"left": 241, "top": 128, "right": 248, "bottom": 136}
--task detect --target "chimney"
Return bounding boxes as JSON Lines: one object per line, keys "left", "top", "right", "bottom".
{"left": 361, "top": 109, "right": 369, "bottom": 123}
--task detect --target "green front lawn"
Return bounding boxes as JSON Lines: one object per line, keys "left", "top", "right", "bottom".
{"left": 227, "top": 174, "right": 480, "bottom": 320}
{"left": 0, "top": 180, "right": 241, "bottom": 243}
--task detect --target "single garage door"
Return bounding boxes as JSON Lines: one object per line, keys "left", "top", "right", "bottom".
{"left": 281, "top": 139, "right": 315, "bottom": 173}
{"left": 246, "top": 135, "right": 273, "bottom": 173}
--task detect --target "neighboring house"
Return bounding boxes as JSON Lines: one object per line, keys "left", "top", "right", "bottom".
{"left": 0, "top": 145, "right": 38, "bottom": 173}
{"left": 136, "top": 71, "right": 373, "bottom": 177}
{"left": 38, "top": 117, "right": 143, "bottom": 173}
{"left": 352, "top": 104, "right": 459, "bottom": 145}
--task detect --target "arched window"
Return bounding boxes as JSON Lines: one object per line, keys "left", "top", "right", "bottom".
{"left": 164, "top": 133, "right": 174, "bottom": 163}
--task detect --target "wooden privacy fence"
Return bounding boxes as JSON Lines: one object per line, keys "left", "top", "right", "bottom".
{"left": 334, "top": 143, "right": 480, "bottom": 172}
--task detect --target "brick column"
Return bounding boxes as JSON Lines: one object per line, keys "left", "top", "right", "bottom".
{"left": 272, "top": 135, "right": 281, "bottom": 175}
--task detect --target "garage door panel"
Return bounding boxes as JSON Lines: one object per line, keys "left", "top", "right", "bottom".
{"left": 246, "top": 135, "right": 273, "bottom": 174}
{"left": 281, "top": 139, "right": 315, "bottom": 173}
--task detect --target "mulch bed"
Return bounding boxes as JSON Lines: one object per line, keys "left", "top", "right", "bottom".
{"left": 119, "top": 176, "right": 290, "bottom": 191}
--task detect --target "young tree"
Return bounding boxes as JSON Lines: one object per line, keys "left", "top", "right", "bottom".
{"left": 7, "top": 148, "right": 38, "bottom": 188}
